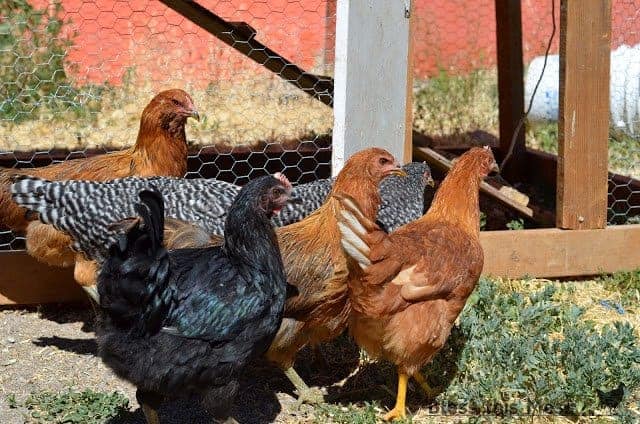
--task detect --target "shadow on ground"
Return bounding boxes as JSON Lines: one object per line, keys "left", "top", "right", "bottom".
{"left": 28, "top": 313, "right": 468, "bottom": 422}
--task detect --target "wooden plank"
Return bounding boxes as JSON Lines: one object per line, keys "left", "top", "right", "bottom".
{"left": 4, "top": 225, "right": 640, "bottom": 305}
{"left": 494, "top": 0, "right": 526, "bottom": 178}
{"left": 0, "top": 251, "right": 85, "bottom": 305}
{"left": 413, "top": 146, "right": 534, "bottom": 218}
{"left": 557, "top": 0, "right": 611, "bottom": 229}
{"left": 481, "top": 225, "right": 640, "bottom": 278}
{"left": 332, "top": 0, "right": 412, "bottom": 173}
{"left": 158, "top": 0, "right": 334, "bottom": 107}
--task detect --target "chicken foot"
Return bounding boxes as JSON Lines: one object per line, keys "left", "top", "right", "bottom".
{"left": 412, "top": 372, "right": 438, "bottom": 399}
{"left": 284, "top": 367, "right": 325, "bottom": 406}
{"left": 384, "top": 371, "right": 408, "bottom": 421}
{"left": 136, "top": 389, "right": 162, "bottom": 424}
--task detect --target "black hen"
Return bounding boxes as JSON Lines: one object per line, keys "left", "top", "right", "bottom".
{"left": 96, "top": 174, "right": 293, "bottom": 424}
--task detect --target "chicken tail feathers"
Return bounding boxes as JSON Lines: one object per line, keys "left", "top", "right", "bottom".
{"left": 10, "top": 175, "right": 54, "bottom": 219}
{"left": 98, "top": 189, "right": 175, "bottom": 336}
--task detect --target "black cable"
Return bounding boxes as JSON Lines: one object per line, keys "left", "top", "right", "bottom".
{"left": 499, "top": 0, "right": 557, "bottom": 171}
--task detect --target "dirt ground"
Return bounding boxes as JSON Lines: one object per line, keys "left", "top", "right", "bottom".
{"left": 0, "top": 306, "right": 322, "bottom": 424}
{"left": 0, "top": 306, "right": 370, "bottom": 424}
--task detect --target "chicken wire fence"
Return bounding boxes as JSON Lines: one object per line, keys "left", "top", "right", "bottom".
{"left": 0, "top": 0, "right": 336, "bottom": 250}
{"left": 412, "top": 0, "right": 640, "bottom": 226}
{"left": 1, "top": 0, "right": 640, "bottom": 251}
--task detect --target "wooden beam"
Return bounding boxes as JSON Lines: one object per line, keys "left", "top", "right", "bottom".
{"left": 481, "top": 225, "right": 640, "bottom": 278}
{"left": 158, "top": 0, "right": 334, "bottom": 107}
{"left": 494, "top": 0, "right": 526, "bottom": 178}
{"left": 557, "top": 0, "right": 611, "bottom": 229}
{"left": 0, "top": 251, "right": 85, "bottom": 305}
{"left": 4, "top": 225, "right": 640, "bottom": 305}
{"left": 332, "top": 0, "right": 413, "bottom": 173}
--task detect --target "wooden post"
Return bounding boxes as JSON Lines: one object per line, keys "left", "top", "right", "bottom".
{"left": 332, "top": 0, "right": 413, "bottom": 174}
{"left": 403, "top": 1, "right": 415, "bottom": 164}
{"left": 494, "top": 0, "right": 526, "bottom": 178}
{"left": 557, "top": 0, "right": 611, "bottom": 229}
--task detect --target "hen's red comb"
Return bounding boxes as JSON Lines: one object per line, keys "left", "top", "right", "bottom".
{"left": 273, "top": 172, "right": 292, "bottom": 190}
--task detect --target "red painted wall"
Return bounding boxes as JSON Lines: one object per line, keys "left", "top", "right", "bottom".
{"left": 27, "top": 0, "right": 640, "bottom": 85}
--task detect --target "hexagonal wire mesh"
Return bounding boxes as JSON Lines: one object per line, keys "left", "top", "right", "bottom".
{"left": 0, "top": 0, "right": 336, "bottom": 250}
{"left": 1, "top": 1, "right": 638, "bottom": 252}
{"left": 607, "top": 0, "right": 640, "bottom": 225}
{"left": 520, "top": 0, "right": 640, "bottom": 226}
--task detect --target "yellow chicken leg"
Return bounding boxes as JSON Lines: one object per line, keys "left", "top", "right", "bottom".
{"left": 140, "top": 403, "right": 160, "bottom": 424}
{"left": 413, "top": 373, "right": 438, "bottom": 399}
{"left": 384, "top": 371, "right": 408, "bottom": 421}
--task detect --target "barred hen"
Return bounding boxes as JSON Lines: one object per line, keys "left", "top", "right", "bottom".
{"left": 11, "top": 162, "right": 431, "bottom": 289}
{"left": 336, "top": 147, "right": 498, "bottom": 420}
{"left": 97, "top": 174, "right": 292, "bottom": 424}
{"left": 0, "top": 89, "right": 198, "bottom": 268}
{"left": 273, "top": 162, "right": 431, "bottom": 232}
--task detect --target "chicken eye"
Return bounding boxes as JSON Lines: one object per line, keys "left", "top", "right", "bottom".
{"left": 171, "top": 98, "right": 183, "bottom": 107}
{"left": 379, "top": 157, "right": 389, "bottom": 165}
{"left": 272, "top": 188, "right": 282, "bottom": 197}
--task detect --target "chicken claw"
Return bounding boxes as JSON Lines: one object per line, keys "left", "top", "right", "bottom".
{"left": 294, "top": 386, "right": 325, "bottom": 407}
{"left": 384, "top": 372, "right": 408, "bottom": 421}
{"left": 412, "top": 373, "right": 438, "bottom": 399}
{"left": 284, "top": 367, "right": 325, "bottom": 407}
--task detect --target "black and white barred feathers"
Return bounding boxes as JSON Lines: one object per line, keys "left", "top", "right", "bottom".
{"left": 11, "top": 162, "right": 431, "bottom": 263}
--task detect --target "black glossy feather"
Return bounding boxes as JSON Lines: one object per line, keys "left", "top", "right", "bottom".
{"left": 95, "top": 176, "right": 289, "bottom": 418}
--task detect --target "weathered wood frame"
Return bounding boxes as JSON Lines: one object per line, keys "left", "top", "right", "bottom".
{"left": 1, "top": 0, "right": 638, "bottom": 306}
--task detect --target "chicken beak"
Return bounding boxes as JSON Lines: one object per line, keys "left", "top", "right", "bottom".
{"left": 189, "top": 110, "right": 201, "bottom": 121}
{"left": 490, "top": 161, "right": 500, "bottom": 175}
{"left": 389, "top": 166, "right": 407, "bottom": 178}
{"left": 425, "top": 175, "right": 435, "bottom": 188}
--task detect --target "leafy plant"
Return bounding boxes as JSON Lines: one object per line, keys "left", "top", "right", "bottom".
{"left": 425, "top": 278, "right": 640, "bottom": 418}
{"left": 506, "top": 218, "right": 524, "bottom": 230}
{"left": 479, "top": 211, "right": 487, "bottom": 231}
{"left": 599, "top": 269, "right": 640, "bottom": 309}
{"left": 6, "top": 393, "right": 17, "bottom": 409}
{"left": 316, "top": 402, "right": 387, "bottom": 424}
{"left": 9, "top": 389, "right": 128, "bottom": 423}
{"left": 0, "top": 1, "right": 105, "bottom": 123}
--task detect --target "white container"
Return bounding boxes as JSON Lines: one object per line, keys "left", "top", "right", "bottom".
{"left": 524, "top": 44, "right": 640, "bottom": 136}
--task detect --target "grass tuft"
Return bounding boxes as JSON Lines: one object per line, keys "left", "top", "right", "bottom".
{"left": 312, "top": 275, "right": 640, "bottom": 423}
{"left": 7, "top": 389, "right": 129, "bottom": 424}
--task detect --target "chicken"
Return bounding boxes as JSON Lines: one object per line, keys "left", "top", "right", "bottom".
{"left": 97, "top": 173, "right": 293, "bottom": 424}
{"left": 0, "top": 88, "right": 198, "bottom": 268}
{"left": 336, "top": 146, "right": 499, "bottom": 420}
{"left": 11, "top": 162, "right": 432, "bottom": 289}
{"left": 11, "top": 162, "right": 430, "bottom": 256}
{"left": 12, "top": 147, "right": 416, "bottom": 403}
{"left": 266, "top": 148, "right": 409, "bottom": 403}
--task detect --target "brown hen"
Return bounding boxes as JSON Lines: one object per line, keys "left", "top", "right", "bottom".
{"left": 336, "top": 146, "right": 498, "bottom": 420}
{"left": 265, "top": 147, "right": 407, "bottom": 403}
{"left": 0, "top": 89, "right": 198, "bottom": 270}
